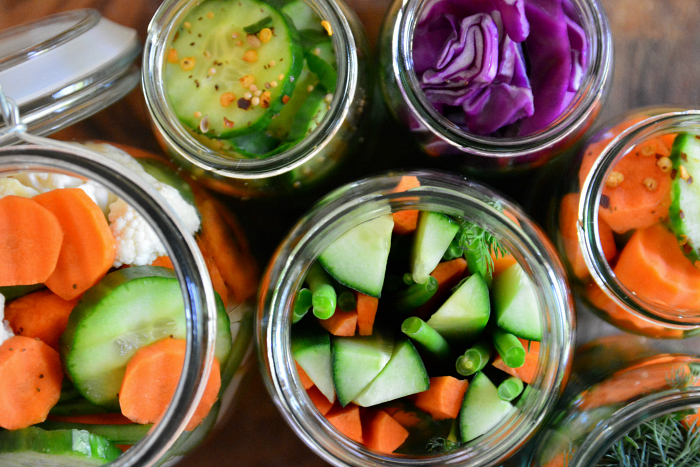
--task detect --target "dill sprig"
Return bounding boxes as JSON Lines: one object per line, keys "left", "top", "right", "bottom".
{"left": 667, "top": 364, "right": 700, "bottom": 389}
{"left": 426, "top": 437, "right": 460, "bottom": 453}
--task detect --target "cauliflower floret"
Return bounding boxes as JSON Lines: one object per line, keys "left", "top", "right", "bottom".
{"left": 108, "top": 198, "right": 168, "bottom": 267}
{"left": 154, "top": 182, "right": 201, "bottom": 234}
{"left": 0, "top": 293, "right": 13, "bottom": 346}
{"left": 0, "top": 178, "right": 39, "bottom": 198}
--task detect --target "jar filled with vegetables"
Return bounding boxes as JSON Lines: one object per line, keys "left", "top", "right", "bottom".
{"left": 379, "top": 0, "right": 612, "bottom": 172}
{"left": 257, "top": 171, "right": 574, "bottom": 465}
{"left": 143, "top": 0, "right": 373, "bottom": 198}
{"left": 552, "top": 108, "right": 700, "bottom": 338}
{"left": 529, "top": 334, "right": 700, "bottom": 467}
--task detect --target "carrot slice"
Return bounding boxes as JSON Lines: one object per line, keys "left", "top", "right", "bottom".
{"left": 48, "top": 413, "right": 133, "bottom": 425}
{"left": 0, "top": 196, "right": 64, "bottom": 287}
{"left": 150, "top": 256, "right": 174, "bottom": 269}
{"left": 196, "top": 239, "right": 230, "bottom": 309}
{"left": 33, "top": 188, "right": 116, "bottom": 300}
{"left": 295, "top": 360, "right": 315, "bottom": 390}
{"left": 413, "top": 376, "right": 469, "bottom": 421}
{"left": 307, "top": 385, "right": 333, "bottom": 416}
{"left": 318, "top": 309, "right": 357, "bottom": 337}
{"left": 325, "top": 403, "right": 363, "bottom": 444}
{"left": 391, "top": 176, "right": 421, "bottom": 235}
{"left": 0, "top": 336, "right": 63, "bottom": 430}
{"left": 4, "top": 289, "right": 78, "bottom": 350}
{"left": 356, "top": 293, "right": 379, "bottom": 336}
{"left": 614, "top": 223, "right": 700, "bottom": 309}
{"left": 415, "top": 258, "right": 468, "bottom": 318}
{"left": 362, "top": 410, "right": 409, "bottom": 454}
{"left": 119, "top": 338, "right": 220, "bottom": 432}
{"left": 492, "top": 338, "right": 541, "bottom": 384}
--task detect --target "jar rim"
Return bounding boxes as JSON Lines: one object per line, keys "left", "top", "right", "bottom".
{"left": 142, "top": 0, "right": 359, "bottom": 180}
{"left": 256, "top": 170, "right": 574, "bottom": 465}
{"left": 390, "top": 0, "right": 613, "bottom": 158}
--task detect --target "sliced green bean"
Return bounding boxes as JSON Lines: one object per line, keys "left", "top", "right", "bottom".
{"left": 402, "top": 273, "right": 415, "bottom": 286}
{"left": 337, "top": 290, "right": 357, "bottom": 312}
{"left": 395, "top": 276, "right": 438, "bottom": 312}
{"left": 497, "top": 376, "right": 524, "bottom": 401}
{"left": 306, "top": 262, "right": 337, "bottom": 319}
{"left": 455, "top": 341, "right": 491, "bottom": 376}
{"left": 292, "top": 288, "right": 313, "bottom": 324}
{"left": 492, "top": 328, "right": 526, "bottom": 368}
{"left": 401, "top": 317, "right": 451, "bottom": 360}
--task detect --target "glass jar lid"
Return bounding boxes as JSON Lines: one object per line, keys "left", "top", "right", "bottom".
{"left": 0, "top": 9, "right": 140, "bottom": 142}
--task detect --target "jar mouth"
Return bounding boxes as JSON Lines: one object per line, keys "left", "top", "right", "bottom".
{"left": 257, "top": 170, "right": 574, "bottom": 465}
{"left": 392, "top": 0, "right": 612, "bottom": 158}
{"left": 0, "top": 142, "right": 218, "bottom": 466}
{"left": 579, "top": 110, "right": 700, "bottom": 327}
{"left": 143, "top": 0, "right": 358, "bottom": 180}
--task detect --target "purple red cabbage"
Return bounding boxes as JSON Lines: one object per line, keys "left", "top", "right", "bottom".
{"left": 413, "top": 0, "right": 587, "bottom": 137}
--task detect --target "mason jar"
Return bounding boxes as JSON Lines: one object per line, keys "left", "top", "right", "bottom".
{"left": 551, "top": 108, "right": 700, "bottom": 338}
{"left": 529, "top": 334, "right": 700, "bottom": 466}
{"left": 143, "top": 0, "right": 373, "bottom": 199}
{"left": 257, "top": 170, "right": 574, "bottom": 466}
{"left": 378, "top": 0, "right": 613, "bottom": 173}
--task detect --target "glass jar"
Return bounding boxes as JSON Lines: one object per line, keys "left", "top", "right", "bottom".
{"left": 143, "top": 0, "right": 373, "bottom": 199}
{"left": 0, "top": 103, "right": 258, "bottom": 465}
{"left": 551, "top": 108, "right": 700, "bottom": 338}
{"left": 378, "top": 0, "right": 613, "bottom": 173}
{"left": 257, "top": 170, "right": 574, "bottom": 466}
{"left": 529, "top": 334, "right": 700, "bottom": 466}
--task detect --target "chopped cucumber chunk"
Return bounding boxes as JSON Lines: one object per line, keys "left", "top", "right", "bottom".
{"left": 411, "top": 212, "right": 460, "bottom": 284}
{"left": 492, "top": 263, "right": 542, "bottom": 341}
{"left": 292, "top": 322, "right": 335, "bottom": 403}
{"left": 460, "top": 372, "right": 514, "bottom": 443}
{"left": 426, "top": 273, "right": 490, "bottom": 343}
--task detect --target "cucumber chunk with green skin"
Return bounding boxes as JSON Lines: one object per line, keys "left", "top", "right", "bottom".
{"left": 669, "top": 133, "right": 700, "bottom": 264}
{"left": 332, "top": 331, "right": 394, "bottom": 407}
{"left": 35, "top": 422, "right": 151, "bottom": 445}
{"left": 411, "top": 212, "right": 460, "bottom": 284}
{"left": 319, "top": 214, "right": 394, "bottom": 298}
{"left": 0, "top": 284, "right": 44, "bottom": 301}
{"left": 60, "top": 266, "right": 232, "bottom": 410}
{"left": 165, "top": 0, "right": 304, "bottom": 138}
{"left": 292, "top": 322, "right": 335, "bottom": 403}
{"left": 492, "top": 263, "right": 542, "bottom": 341}
{"left": 425, "top": 273, "right": 490, "bottom": 343}
{"left": 353, "top": 339, "right": 429, "bottom": 407}
{"left": 0, "top": 427, "right": 121, "bottom": 466}
{"left": 459, "top": 372, "right": 514, "bottom": 443}
{"left": 281, "top": 0, "right": 326, "bottom": 33}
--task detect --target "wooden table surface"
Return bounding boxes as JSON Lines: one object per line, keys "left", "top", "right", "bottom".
{"left": 3, "top": 0, "right": 700, "bottom": 465}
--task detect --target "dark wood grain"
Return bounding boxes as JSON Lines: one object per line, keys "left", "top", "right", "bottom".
{"left": 2, "top": 0, "right": 699, "bottom": 465}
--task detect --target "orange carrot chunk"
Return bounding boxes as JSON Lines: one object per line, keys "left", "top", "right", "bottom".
{"left": 325, "top": 403, "right": 363, "bottom": 444}
{"left": 362, "top": 410, "right": 410, "bottom": 454}
{"left": 356, "top": 293, "right": 379, "bottom": 336}
{"left": 307, "top": 385, "right": 333, "bottom": 416}
{"left": 614, "top": 223, "right": 700, "bottom": 310}
{"left": 119, "top": 338, "right": 220, "bottom": 432}
{"left": 4, "top": 289, "right": 78, "bottom": 350}
{"left": 0, "top": 336, "right": 63, "bottom": 430}
{"left": 491, "top": 251, "right": 518, "bottom": 279}
{"left": 33, "top": 188, "right": 116, "bottom": 300}
{"left": 493, "top": 338, "right": 541, "bottom": 384}
{"left": 391, "top": 176, "right": 421, "bottom": 235}
{"left": 0, "top": 196, "right": 64, "bottom": 287}
{"left": 318, "top": 308, "right": 357, "bottom": 337}
{"left": 413, "top": 376, "right": 469, "bottom": 421}
{"left": 295, "top": 360, "right": 315, "bottom": 390}
{"left": 150, "top": 256, "right": 174, "bottom": 269}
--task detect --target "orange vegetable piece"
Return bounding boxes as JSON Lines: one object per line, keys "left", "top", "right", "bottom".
{"left": 325, "top": 403, "right": 363, "bottom": 444}
{"left": 415, "top": 258, "right": 468, "bottom": 318}
{"left": 119, "top": 338, "right": 220, "bottom": 432}
{"left": 491, "top": 251, "right": 518, "bottom": 279}
{"left": 385, "top": 408, "right": 422, "bottom": 428}
{"left": 115, "top": 445, "right": 132, "bottom": 453}
{"left": 362, "top": 410, "right": 409, "bottom": 454}
{"left": 356, "top": 293, "right": 379, "bottom": 336}
{"left": 48, "top": 413, "right": 133, "bottom": 425}
{"left": 4, "top": 289, "right": 78, "bottom": 350}
{"left": 413, "top": 376, "right": 469, "bottom": 421}
{"left": 150, "top": 256, "right": 174, "bottom": 269}
{"left": 0, "top": 336, "right": 63, "bottom": 430}
{"left": 0, "top": 196, "right": 63, "bottom": 287}
{"left": 306, "top": 385, "right": 333, "bottom": 416}
{"left": 295, "top": 360, "right": 314, "bottom": 390}
{"left": 319, "top": 308, "right": 357, "bottom": 336}
{"left": 493, "top": 338, "right": 541, "bottom": 384}
{"left": 196, "top": 239, "right": 230, "bottom": 309}
{"left": 33, "top": 188, "right": 116, "bottom": 300}
{"left": 391, "top": 176, "right": 421, "bottom": 235}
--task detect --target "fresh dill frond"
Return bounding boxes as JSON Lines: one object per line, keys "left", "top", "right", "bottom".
{"left": 667, "top": 364, "right": 700, "bottom": 389}
{"left": 454, "top": 202, "right": 509, "bottom": 277}
{"left": 426, "top": 436, "right": 461, "bottom": 453}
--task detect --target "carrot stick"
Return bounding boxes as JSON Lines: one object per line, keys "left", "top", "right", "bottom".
{"left": 33, "top": 188, "right": 116, "bottom": 300}
{"left": 391, "top": 176, "right": 421, "bottom": 235}
{"left": 306, "top": 385, "right": 333, "bottom": 416}
{"left": 356, "top": 293, "right": 379, "bottom": 336}
{"left": 0, "top": 196, "right": 64, "bottom": 287}
{"left": 0, "top": 336, "right": 63, "bottom": 430}
{"left": 413, "top": 376, "right": 469, "bottom": 421}
{"left": 295, "top": 360, "right": 315, "bottom": 390}
{"left": 415, "top": 258, "right": 468, "bottom": 318}
{"left": 492, "top": 338, "right": 540, "bottom": 384}
{"left": 118, "top": 338, "right": 220, "bottom": 432}
{"left": 325, "top": 403, "right": 363, "bottom": 444}
{"left": 4, "top": 289, "right": 78, "bottom": 350}
{"left": 196, "top": 239, "right": 230, "bottom": 309}
{"left": 47, "top": 413, "right": 133, "bottom": 425}
{"left": 318, "top": 309, "right": 357, "bottom": 337}
{"left": 362, "top": 409, "right": 409, "bottom": 454}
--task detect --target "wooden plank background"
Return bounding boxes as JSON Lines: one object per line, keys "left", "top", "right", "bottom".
{"left": 3, "top": 0, "right": 700, "bottom": 465}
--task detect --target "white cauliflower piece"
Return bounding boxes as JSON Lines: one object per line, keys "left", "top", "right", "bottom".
{"left": 154, "top": 182, "right": 201, "bottom": 234}
{"left": 0, "top": 178, "right": 39, "bottom": 198}
{"left": 108, "top": 198, "right": 168, "bottom": 267}
{"left": 0, "top": 293, "right": 13, "bottom": 347}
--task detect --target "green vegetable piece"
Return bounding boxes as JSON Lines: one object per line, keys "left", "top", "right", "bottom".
{"left": 455, "top": 341, "right": 492, "bottom": 376}
{"left": 492, "top": 263, "right": 542, "bottom": 341}
{"left": 305, "top": 51, "right": 337, "bottom": 93}
{"left": 669, "top": 133, "right": 700, "bottom": 263}
{"left": 243, "top": 15, "right": 273, "bottom": 34}
{"left": 0, "top": 284, "right": 43, "bottom": 301}
{"left": 492, "top": 328, "right": 526, "bottom": 368}
{"left": 395, "top": 276, "right": 438, "bottom": 312}
{"left": 411, "top": 212, "right": 460, "bottom": 284}
{"left": 459, "top": 372, "right": 513, "bottom": 443}
{"left": 291, "top": 321, "right": 335, "bottom": 403}
{"left": 306, "top": 262, "right": 337, "bottom": 320}
{"left": 337, "top": 290, "right": 357, "bottom": 312}
{"left": 402, "top": 273, "right": 415, "bottom": 285}
{"left": 401, "top": 317, "right": 451, "bottom": 360}
{"left": 280, "top": 0, "right": 325, "bottom": 33}
{"left": 35, "top": 421, "right": 151, "bottom": 445}
{"left": 292, "top": 288, "right": 313, "bottom": 323}
{"left": 497, "top": 377, "right": 524, "bottom": 402}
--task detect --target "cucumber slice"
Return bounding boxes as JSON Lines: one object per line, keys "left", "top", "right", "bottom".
{"left": 332, "top": 331, "right": 394, "bottom": 407}
{"left": 459, "top": 372, "right": 514, "bottom": 442}
{"left": 411, "top": 212, "right": 460, "bottom": 284}
{"left": 35, "top": 421, "right": 151, "bottom": 445}
{"left": 492, "top": 263, "right": 542, "bottom": 341}
{"left": 304, "top": 51, "right": 337, "bottom": 93}
{"left": 281, "top": 0, "right": 326, "bottom": 33}
{"left": 165, "top": 0, "right": 304, "bottom": 138}
{"left": 0, "top": 427, "right": 121, "bottom": 466}
{"left": 353, "top": 339, "right": 429, "bottom": 407}
{"left": 308, "top": 41, "right": 336, "bottom": 68}
{"left": 266, "top": 63, "right": 319, "bottom": 140}
{"left": 319, "top": 214, "right": 394, "bottom": 298}
{"left": 669, "top": 133, "right": 700, "bottom": 264}
{"left": 226, "top": 131, "right": 281, "bottom": 158}
{"left": 425, "top": 272, "right": 490, "bottom": 343}
{"left": 0, "top": 284, "right": 44, "bottom": 301}
{"left": 60, "top": 266, "right": 232, "bottom": 410}
{"left": 287, "top": 89, "right": 330, "bottom": 141}
{"left": 291, "top": 322, "right": 335, "bottom": 403}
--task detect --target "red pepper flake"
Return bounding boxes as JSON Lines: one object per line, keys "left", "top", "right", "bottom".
{"left": 671, "top": 168, "right": 678, "bottom": 180}
{"left": 689, "top": 176, "right": 694, "bottom": 185}
{"left": 282, "top": 95, "right": 290, "bottom": 104}
{"left": 683, "top": 243, "right": 693, "bottom": 255}
{"left": 600, "top": 194, "right": 610, "bottom": 209}
{"left": 237, "top": 98, "right": 251, "bottom": 110}
{"left": 224, "top": 117, "right": 235, "bottom": 128}
{"left": 682, "top": 152, "right": 688, "bottom": 162}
